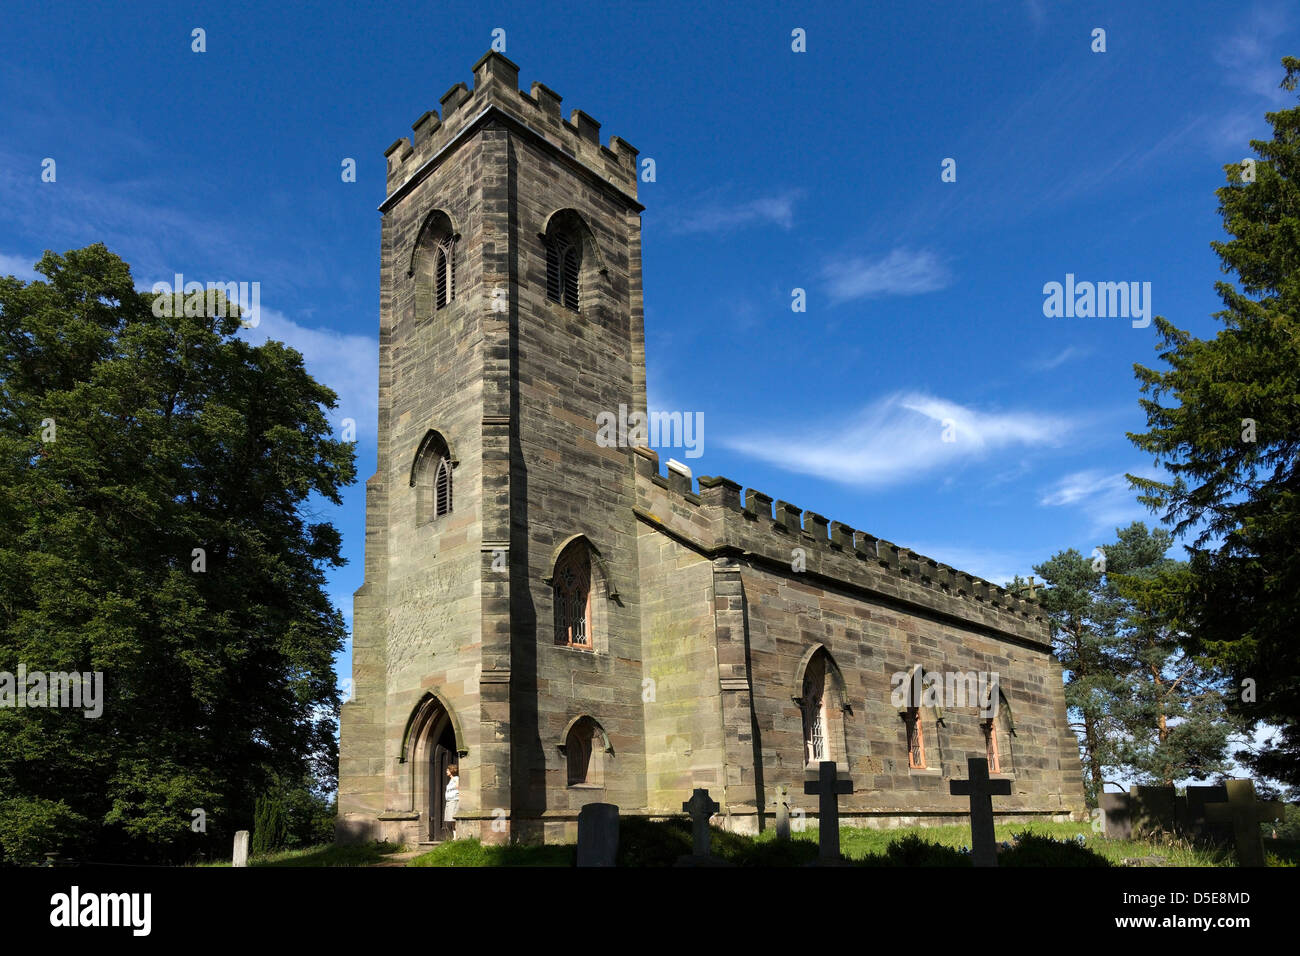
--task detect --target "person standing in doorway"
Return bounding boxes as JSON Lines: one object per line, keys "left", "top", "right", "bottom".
{"left": 444, "top": 764, "right": 459, "bottom": 840}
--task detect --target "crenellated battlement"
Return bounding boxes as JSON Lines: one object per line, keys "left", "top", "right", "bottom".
{"left": 383, "top": 51, "right": 640, "bottom": 204}
{"left": 631, "top": 446, "right": 1048, "bottom": 646}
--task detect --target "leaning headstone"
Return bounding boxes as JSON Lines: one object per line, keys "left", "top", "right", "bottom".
{"left": 676, "top": 788, "right": 730, "bottom": 866}
{"left": 1099, "top": 791, "right": 1132, "bottom": 840}
{"left": 774, "top": 784, "right": 791, "bottom": 841}
{"left": 1203, "top": 779, "right": 1284, "bottom": 868}
{"left": 1130, "top": 785, "right": 1177, "bottom": 838}
{"left": 576, "top": 803, "right": 619, "bottom": 867}
{"left": 950, "top": 756, "right": 1011, "bottom": 867}
{"left": 804, "top": 760, "right": 852, "bottom": 865}
{"left": 232, "top": 830, "right": 250, "bottom": 868}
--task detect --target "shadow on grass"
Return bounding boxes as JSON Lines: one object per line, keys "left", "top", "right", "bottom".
{"left": 404, "top": 820, "right": 1114, "bottom": 867}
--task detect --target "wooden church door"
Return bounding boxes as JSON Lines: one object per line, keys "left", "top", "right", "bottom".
{"left": 431, "top": 744, "right": 453, "bottom": 841}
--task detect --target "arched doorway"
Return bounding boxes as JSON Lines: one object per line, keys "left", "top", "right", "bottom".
{"left": 404, "top": 694, "right": 461, "bottom": 842}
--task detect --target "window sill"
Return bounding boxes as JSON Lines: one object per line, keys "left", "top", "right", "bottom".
{"left": 908, "top": 767, "right": 942, "bottom": 777}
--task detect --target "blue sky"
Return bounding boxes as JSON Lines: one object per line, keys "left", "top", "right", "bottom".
{"left": 0, "top": 0, "right": 1294, "bottom": 713}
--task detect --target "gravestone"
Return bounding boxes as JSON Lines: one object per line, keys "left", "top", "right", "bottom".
{"left": 1183, "top": 784, "right": 1230, "bottom": 843}
{"left": 576, "top": 803, "right": 620, "bottom": 867}
{"left": 675, "top": 788, "right": 730, "bottom": 866}
{"left": 1203, "top": 779, "right": 1284, "bottom": 868}
{"left": 804, "top": 760, "right": 852, "bottom": 864}
{"left": 950, "top": 756, "right": 1011, "bottom": 867}
{"left": 775, "top": 784, "right": 791, "bottom": 841}
{"left": 232, "top": 830, "right": 249, "bottom": 868}
{"left": 1130, "top": 785, "right": 1177, "bottom": 838}
{"left": 1099, "top": 791, "right": 1132, "bottom": 840}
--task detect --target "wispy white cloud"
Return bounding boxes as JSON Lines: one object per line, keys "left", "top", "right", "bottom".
{"left": 822, "top": 248, "right": 951, "bottom": 304}
{"left": 670, "top": 190, "right": 802, "bottom": 234}
{"left": 1213, "top": 4, "right": 1293, "bottom": 103}
{"left": 723, "top": 392, "right": 1069, "bottom": 487}
{"left": 237, "top": 308, "right": 378, "bottom": 440}
{"left": 1038, "top": 467, "right": 1159, "bottom": 535}
{"left": 0, "top": 252, "right": 39, "bottom": 281}
{"left": 1028, "top": 345, "right": 1091, "bottom": 372}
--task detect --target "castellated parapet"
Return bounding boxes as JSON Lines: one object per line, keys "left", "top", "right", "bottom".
{"left": 383, "top": 51, "right": 640, "bottom": 204}
{"left": 631, "top": 446, "right": 1049, "bottom": 649}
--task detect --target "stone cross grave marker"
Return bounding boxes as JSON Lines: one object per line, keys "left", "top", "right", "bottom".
{"left": 950, "top": 756, "right": 1011, "bottom": 867}
{"left": 576, "top": 802, "right": 620, "bottom": 867}
{"left": 683, "top": 788, "right": 720, "bottom": 857}
{"left": 804, "top": 760, "right": 851, "bottom": 864}
{"left": 775, "top": 783, "right": 791, "bottom": 841}
{"left": 232, "top": 830, "right": 249, "bottom": 868}
{"left": 1204, "top": 779, "right": 1285, "bottom": 868}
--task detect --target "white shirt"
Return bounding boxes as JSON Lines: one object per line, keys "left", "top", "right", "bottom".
{"left": 445, "top": 774, "right": 459, "bottom": 802}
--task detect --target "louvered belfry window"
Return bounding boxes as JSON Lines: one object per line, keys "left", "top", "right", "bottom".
{"left": 546, "top": 237, "right": 580, "bottom": 311}
{"left": 434, "top": 237, "right": 455, "bottom": 310}
{"left": 434, "top": 457, "right": 452, "bottom": 517}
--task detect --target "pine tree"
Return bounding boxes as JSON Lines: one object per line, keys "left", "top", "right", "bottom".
{"left": 1128, "top": 57, "right": 1300, "bottom": 787}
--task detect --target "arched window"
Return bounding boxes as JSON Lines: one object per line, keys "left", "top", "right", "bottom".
{"left": 563, "top": 716, "right": 607, "bottom": 787}
{"left": 434, "top": 457, "right": 452, "bottom": 517}
{"left": 434, "top": 236, "right": 455, "bottom": 309}
{"left": 553, "top": 541, "right": 592, "bottom": 649}
{"left": 411, "top": 210, "right": 458, "bottom": 318}
{"left": 797, "top": 646, "right": 848, "bottom": 768}
{"left": 982, "top": 692, "right": 1014, "bottom": 774}
{"left": 410, "top": 430, "right": 454, "bottom": 526}
{"left": 802, "top": 654, "right": 829, "bottom": 764}
{"left": 899, "top": 665, "right": 942, "bottom": 771}
{"left": 546, "top": 237, "right": 579, "bottom": 310}
{"left": 543, "top": 209, "right": 596, "bottom": 312}
{"left": 906, "top": 707, "right": 927, "bottom": 769}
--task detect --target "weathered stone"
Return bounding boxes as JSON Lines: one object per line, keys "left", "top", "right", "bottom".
{"left": 334, "top": 51, "right": 1087, "bottom": 850}
{"left": 576, "top": 803, "right": 619, "bottom": 867}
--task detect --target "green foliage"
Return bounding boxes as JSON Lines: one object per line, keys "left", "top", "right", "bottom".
{"left": 1033, "top": 523, "right": 1240, "bottom": 804}
{"left": 251, "top": 793, "right": 288, "bottom": 856}
{"left": 0, "top": 796, "right": 86, "bottom": 864}
{"left": 998, "top": 831, "right": 1111, "bottom": 867}
{"left": 1126, "top": 58, "right": 1300, "bottom": 787}
{"left": 879, "top": 832, "right": 971, "bottom": 866}
{"left": 0, "top": 245, "right": 356, "bottom": 863}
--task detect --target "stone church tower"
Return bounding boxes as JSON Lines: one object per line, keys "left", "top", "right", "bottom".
{"left": 337, "top": 52, "right": 1085, "bottom": 846}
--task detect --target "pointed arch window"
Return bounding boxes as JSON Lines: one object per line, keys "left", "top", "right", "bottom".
{"left": 798, "top": 646, "right": 848, "bottom": 768}
{"left": 411, "top": 431, "right": 454, "bottom": 526}
{"left": 434, "top": 456, "right": 452, "bottom": 517}
{"left": 553, "top": 542, "right": 592, "bottom": 649}
{"left": 982, "top": 693, "right": 1014, "bottom": 774}
{"left": 802, "top": 653, "right": 829, "bottom": 764}
{"left": 434, "top": 236, "right": 456, "bottom": 309}
{"left": 545, "top": 237, "right": 579, "bottom": 310}
{"left": 411, "top": 211, "right": 458, "bottom": 319}
{"left": 563, "top": 716, "right": 608, "bottom": 787}
{"left": 906, "top": 707, "right": 927, "bottom": 769}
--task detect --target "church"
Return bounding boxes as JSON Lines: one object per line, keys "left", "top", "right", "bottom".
{"left": 336, "top": 52, "right": 1085, "bottom": 845}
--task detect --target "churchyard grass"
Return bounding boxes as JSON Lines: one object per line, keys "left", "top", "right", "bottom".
{"left": 196, "top": 840, "right": 404, "bottom": 867}
{"left": 230, "top": 824, "right": 1295, "bottom": 867}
